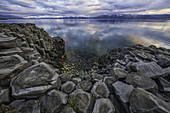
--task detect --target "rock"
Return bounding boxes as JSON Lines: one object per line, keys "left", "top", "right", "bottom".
{"left": 103, "top": 76, "right": 117, "bottom": 85}
{"left": 92, "top": 98, "right": 115, "bottom": 113}
{"left": 91, "top": 81, "right": 110, "bottom": 98}
{"left": 133, "top": 61, "right": 166, "bottom": 78}
{"left": 15, "top": 100, "right": 40, "bottom": 113}
{"left": 130, "top": 88, "right": 170, "bottom": 113}
{"left": 92, "top": 73, "right": 103, "bottom": 82}
{"left": 40, "top": 90, "right": 68, "bottom": 113}
{"left": 72, "top": 77, "right": 81, "bottom": 84}
{"left": 9, "top": 99, "right": 25, "bottom": 109}
{"left": 61, "top": 81, "right": 76, "bottom": 94}
{"left": 69, "top": 89, "right": 92, "bottom": 113}
{"left": 126, "top": 72, "right": 158, "bottom": 94}
{"left": 159, "top": 77, "right": 170, "bottom": 94}
{"left": 112, "top": 81, "right": 134, "bottom": 103}
{"left": 156, "top": 54, "right": 170, "bottom": 68}
{"left": 0, "top": 54, "right": 28, "bottom": 80}
{"left": 60, "top": 73, "right": 71, "bottom": 83}
{"left": 113, "top": 68, "right": 127, "bottom": 79}
{"left": 77, "top": 80, "right": 93, "bottom": 92}
{"left": 10, "top": 62, "right": 61, "bottom": 98}
{"left": 60, "top": 105, "right": 76, "bottom": 113}
{"left": 0, "top": 88, "right": 10, "bottom": 104}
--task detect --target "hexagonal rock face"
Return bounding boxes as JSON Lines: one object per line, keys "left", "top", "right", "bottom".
{"left": 69, "top": 89, "right": 92, "bottom": 113}
{"left": 126, "top": 72, "right": 158, "bottom": 94}
{"left": 15, "top": 100, "right": 40, "bottom": 113}
{"left": 0, "top": 54, "right": 28, "bottom": 80}
{"left": 59, "top": 73, "right": 71, "bottom": 83}
{"left": 10, "top": 62, "right": 61, "bottom": 98}
{"left": 113, "top": 68, "right": 127, "bottom": 79}
{"left": 41, "top": 90, "right": 68, "bottom": 113}
{"left": 77, "top": 80, "right": 93, "bottom": 92}
{"left": 130, "top": 88, "right": 170, "bottom": 113}
{"left": 61, "top": 81, "right": 76, "bottom": 94}
{"left": 92, "top": 73, "right": 103, "bottom": 82}
{"left": 112, "top": 81, "right": 134, "bottom": 103}
{"left": 91, "top": 81, "right": 110, "bottom": 98}
{"left": 92, "top": 98, "right": 115, "bottom": 113}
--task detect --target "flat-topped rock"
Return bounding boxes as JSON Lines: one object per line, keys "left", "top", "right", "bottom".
{"left": 10, "top": 62, "right": 61, "bottom": 98}
{"left": 113, "top": 67, "right": 127, "bottom": 79}
{"left": 61, "top": 81, "right": 76, "bottom": 94}
{"left": 59, "top": 73, "right": 71, "bottom": 83}
{"left": 77, "top": 80, "right": 93, "bottom": 92}
{"left": 92, "top": 73, "right": 103, "bottom": 82}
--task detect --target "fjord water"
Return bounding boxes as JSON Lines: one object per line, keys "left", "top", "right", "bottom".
{"left": 1, "top": 19, "right": 170, "bottom": 69}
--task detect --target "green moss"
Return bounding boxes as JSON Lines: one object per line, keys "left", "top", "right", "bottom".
{"left": 68, "top": 99, "right": 77, "bottom": 112}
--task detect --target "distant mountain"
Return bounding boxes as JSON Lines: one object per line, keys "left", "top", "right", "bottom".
{"left": 0, "top": 14, "right": 23, "bottom": 19}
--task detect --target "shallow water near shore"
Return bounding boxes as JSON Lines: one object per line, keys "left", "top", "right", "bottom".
{"left": 1, "top": 19, "right": 170, "bottom": 70}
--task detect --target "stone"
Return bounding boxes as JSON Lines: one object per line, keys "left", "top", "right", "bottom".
{"left": 61, "top": 81, "right": 76, "bottom": 94}
{"left": 60, "top": 73, "right": 71, "bottom": 83}
{"left": 41, "top": 90, "right": 68, "bottom": 113}
{"left": 112, "top": 81, "right": 134, "bottom": 103}
{"left": 77, "top": 80, "right": 93, "bottom": 92}
{"left": 0, "top": 88, "right": 10, "bottom": 104}
{"left": 0, "top": 54, "right": 28, "bottom": 80}
{"left": 60, "top": 105, "right": 76, "bottom": 113}
{"left": 113, "top": 67, "right": 127, "bottom": 79}
{"left": 92, "top": 98, "right": 115, "bottom": 113}
{"left": 91, "top": 81, "right": 110, "bottom": 98}
{"left": 10, "top": 62, "right": 61, "bottom": 98}
{"left": 159, "top": 77, "right": 170, "bottom": 93}
{"left": 15, "top": 100, "right": 40, "bottom": 113}
{"left": 92, "top": 73, "right": 103, "bottom": 82}
{"left": 126, "top": 72, "right": 158, "bottom": 94}
{"left": 69, "top": 89, "right": 92, "bottom": 113}
{"left": 156, "top": 54, "right": 170, "bottom": 68}
{"left": 130, "top": 88, "right": 170, "bottom": 113}
{"left": 72, "top": 77, "right": 81, "bottom": 84}
{"left": 9, "top": 100, "right": 25, "bottom": 109}
{"left": 103, "top": 76, "right": 117, "bottom": 85}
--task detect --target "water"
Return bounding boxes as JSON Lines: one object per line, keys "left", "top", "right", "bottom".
{"left": 1, "top": 19, "right": 170, "bottom": 70}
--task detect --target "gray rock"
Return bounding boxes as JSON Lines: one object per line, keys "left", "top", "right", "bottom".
{"left": 41, "top": 89, "right": 68, "bottom": 113}
{"left": 9, "top": 99, "right": 25, "bottom": 109}
{"left": 159, "top": 77, "right": 170, "bottom": 93}
{"left": 156, "top": 54, "right": 170, "bottom": 68}
{"left": 113, "top": 68, "right": 127, "bottom": 79}
{"left": 60, "top": 73, "right": 71, "bottom": 83}
{"left": 0, "top": 88, "right": 10, "bottom": 104}
{"left": 69, "top": 89, "right": 92, "bottom": 113}
{"left": 103, "top": 76, "right": 117, "bottom": 85}
{"left": 0, "top": 54, "right": 28, "bottom": 80}
{"left": 92, "top": 98, "right": 115, "bottom": 113}
{"left": 77, "top": 80, "right": 93, "bottom": 92}
{"left": 72, "top": 77, "right": 81, "bottom": 84}
{"left": 126, "top": 72, "right": 158, "bottom": 94}
{"left": 10, "top": 62, "right": 61, "bottom": 98}
{"left": 92, "top": 73, "right": 103, "bottom": 82}
{"left": 61, "top": 81, "right": 76, "bottom": 94}
{"left": 60, "top": 105, "right": 75, "bottom": 113}
{"left": 130, "top": 88, "right": 170, "bottom": 113}
{"left": 91, "top": 81, "right": 110, "bottom": 98}
{"left": 112, "top": 81, "right": 134, "bottom": 103}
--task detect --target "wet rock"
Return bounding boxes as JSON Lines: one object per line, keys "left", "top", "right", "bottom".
{"left": 60, "top": 73, "right": 71, "bottom": 83}
{"left": 130, "top": 88, "right": 170, "bottom": 113}
{"left": 112, "top": 81, "right": 134, "bottom": 103}
{"left": 91, "top": 81, "right": 110, "bottom": 98}
{"left": 126, "top": 72, "right": 158, "bottom": 94}
{"left": 61, "top": 81, "right": 76, "bottom": 94}
{"left": 92, "top": 73, "right": 103, "bottom": 82}
{"left": 92, "top": 98, "right": 115, "bottom": 113}
{"left": 69, "top": 89, "right": 92, "bottom": 113}
{"left": 40, "top": 90, "right": 68, "bottom": 113}
{"left": 10, "top": 62, "right": 61, "bottom": 98}
{"left": 0, "top": 54, "right": 28, "bottom": 80}
{"left": 113, "top": 68, "right": 127, "bottom": 79}
{"left": 0, "top": 87, "right": 10, "bottom": 104}
{"left": 77, "top": 80, "right": 93, "bottom": 92}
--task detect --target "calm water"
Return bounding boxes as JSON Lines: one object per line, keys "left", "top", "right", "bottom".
{"left": 1, "top": 19, "right": 170, "bottom": 69}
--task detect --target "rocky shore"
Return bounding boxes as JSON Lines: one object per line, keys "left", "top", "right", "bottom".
{"left": 0, "top": 23, "right": 170, "bottom": 113}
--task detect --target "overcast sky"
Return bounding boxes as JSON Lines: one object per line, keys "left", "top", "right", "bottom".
{"left": 0, "top": 0, "right": 170, "bottom": 18}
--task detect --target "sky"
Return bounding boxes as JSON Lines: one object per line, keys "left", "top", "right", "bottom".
{"left": 0, "top": 0, "right": 170, "bottom": 18}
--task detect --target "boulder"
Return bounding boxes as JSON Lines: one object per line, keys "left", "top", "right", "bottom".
{"left": 60, "top": 105, "right": 75, "bottom": 113}
{"left": 0, "top": 87, "right": 10, "bottom": 104}
{"left": 77, "top": 80, "right": 93, "bottom": 92}
{"left": 9, "top": 99, "right": 25, "bottom": 109}
{"left": 112, "top": 81, "right": 134, "bottom": 103}
{"left": 126, "top": 72, "right": 158, "bottom": 94}
{"left": 72, "top": 77, "right": 81, "bottom": 84}
{"left": 130, "top": 88, "right": 170, "bottom": 113}
{"left": 92, "top": 98, "right": 115, "bottom": 113}
{"left": 159, "top": 77, "right": 170, "bottom": 94}
{"left": 92, "top": 73, "right": 103, "bottom": 82}
{"left": 91, "top": 81, "right": 110, "bottom": 98}
{"left": 0, "top": 54, "right": 28, "bottom": 80}
{"left": 40, "top": 90, "right": 68, "bottom": 113}
{"left": 113, "top": 68, "right": 127, "bottom": 79}
{"left": 69, "top": 89, "right": 92, "bottom": 113}
{"left": 60, "top": 73, "right": 71, "bottom": 83}
{"left": 10, "top": 62, "right": 61, "bottom": 98}
{"left": 61, "top": 81, "right": 76, "bottom": 94}
{"left": 103, "top": 76, "right": 117, "bottom": 85}
{"left": 156, "top": 54, "right": 170, "bottom": 68}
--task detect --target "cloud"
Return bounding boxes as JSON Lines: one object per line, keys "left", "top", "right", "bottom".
{"left": 0, "top": 0, "right": 169, "bottom": 18}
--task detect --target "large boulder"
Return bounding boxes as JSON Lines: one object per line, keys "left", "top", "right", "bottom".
{"left": 130, "top": 88, "right": 170, "bottom": 113}
{"left": 126, "top": 72, "right": 158, "bottom": 94}
{"left": 40, "top": 90, "right": 68, "bottom": 113}
{"left": 69, "top": 89, "right": 92, "bottom": 113}
{"left": 0, "top": 87, "right": 10, "bottom": 104}
{"left": 92, "top": 98, "right": 115, "bottom": 113}
{"left": 76, "top": 80, "right": 93, "bottom": 92}
{"left": 91, "top": 81, "right": 110, "bottom": 98}
{"left": 10, "top": 62, "right": 61, "bottom": 98}
{"left": 0, "top": 54, "right": 28, "bottom": 80}
{"left": 61, "top": 81, "right": 76, "bottom": 94}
